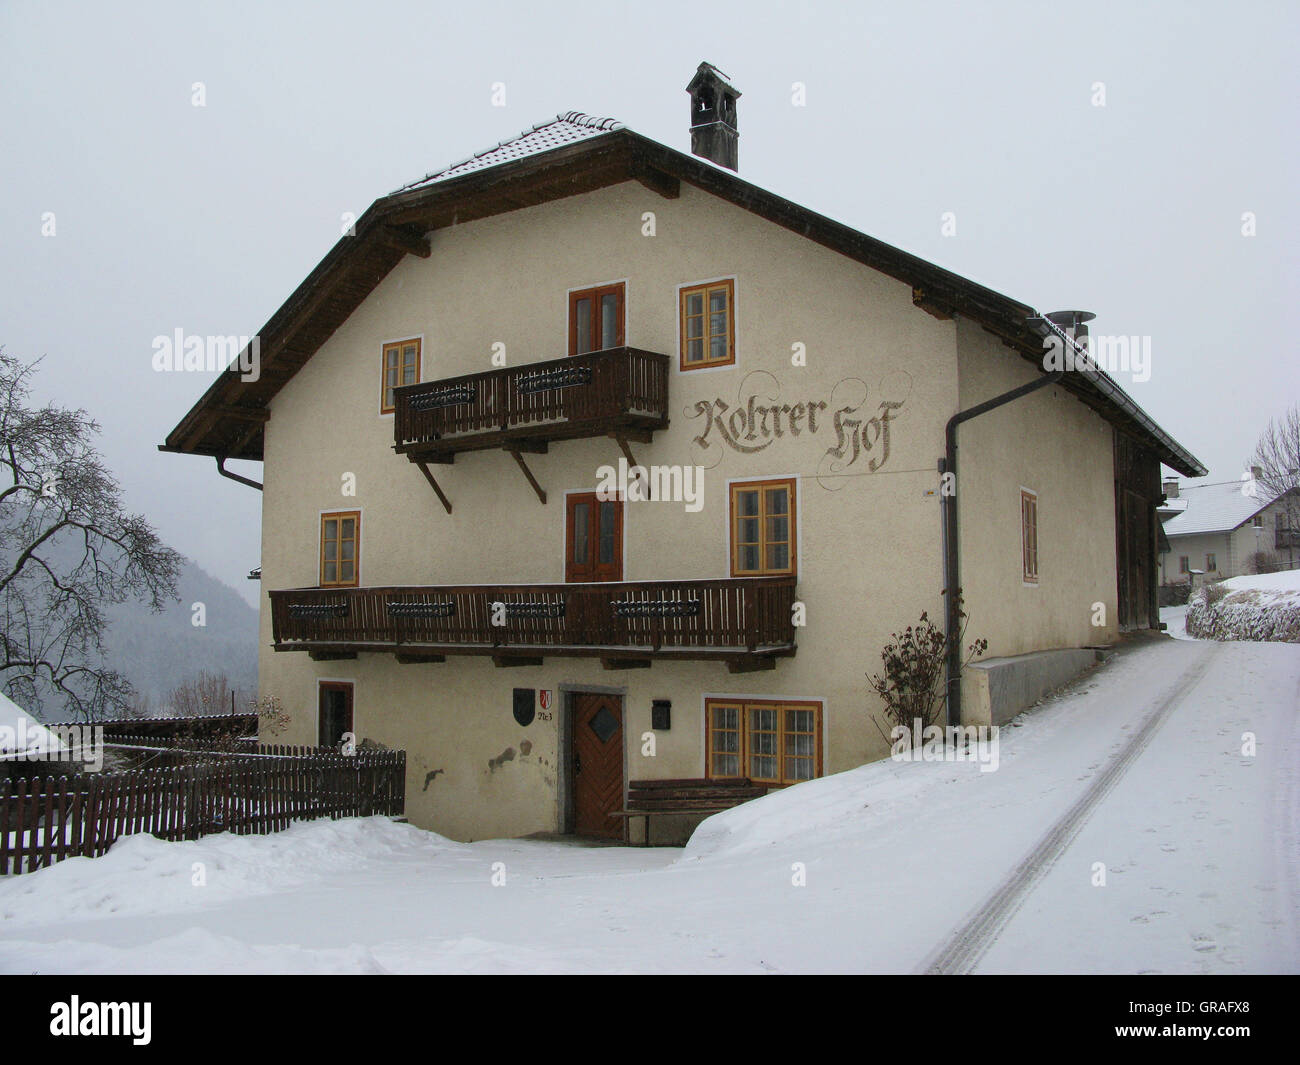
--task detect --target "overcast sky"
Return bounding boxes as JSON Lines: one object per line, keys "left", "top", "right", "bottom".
{"left": 2, "top": 0, "right": 1296, "bottom": 607}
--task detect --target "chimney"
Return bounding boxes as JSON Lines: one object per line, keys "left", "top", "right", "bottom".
{"left": 686, "top": 62, "right": 740, "bottom": 171}
{"left": 1163, "top": 478, "right": 1179, "bottom": 499}
{"left": 1045, "top": 309, "right": 1097, "bottom": 343}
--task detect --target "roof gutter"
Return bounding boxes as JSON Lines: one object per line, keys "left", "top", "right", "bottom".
{"left": 215, "top": 456, "right": 263, "bottom": 492}
{"left": 941, "top": 368, "right": 1065, "bottom": 728}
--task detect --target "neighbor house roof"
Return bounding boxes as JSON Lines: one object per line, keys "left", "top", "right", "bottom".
{"left": 159, "top": 114, "right": 1207, "bottom": 478}
{"left": 1161, "top": 479, "right": 1279, "bottom": 537}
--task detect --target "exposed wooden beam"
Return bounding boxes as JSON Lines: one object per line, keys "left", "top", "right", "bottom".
{"left": 507, "top": 448, "right": 547, "bottom": 505}
{"left": 601, "top": 657, "right": 652, "bottom": 670}
{"left": 492, "top": 655, "right": 543, "bottom": 668}
{"left": 416, "top": 462, "right": 453, "bottom": 514}
{"left": 396, "top": 652, "right": 446, "bottom": 664}
{"left": 630, "top": 159, "right": 681, "bottom": 199}
{"left": 911, "top": 286, "right": 956, "bottom": 321}
{"left": 508, "top": 440, "right": 549, "bottom": 455}
{"left": 379, "top": 225, "right": 432, "bottom": 258}
{"left": 309, "top": 650, "right": 357, "bottom": 661}
{"left": 726, "top": 655, "right": 776, "bottom": 674}
{"left": 209, "top": 405, "right": 270, "bottom": 422}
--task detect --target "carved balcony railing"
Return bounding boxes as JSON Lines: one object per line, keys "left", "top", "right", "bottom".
{"left": 269, "top": 577, "right": 796, "bottom": 673}
{"left": 393, "top": 346, "right": 669, "bottom": 460}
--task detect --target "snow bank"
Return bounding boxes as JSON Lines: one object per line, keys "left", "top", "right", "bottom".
{"left": 1185, "top": 576, "right": 1300, "bottom": 642}
{"left": 1221, "top": 569, "right": 1300, "bottom": 593}
{"left": 682, "top": 757, "right": 935, "bottom": 862}
{"left": 0, "top": 817, "right": 452, "bottom": 927}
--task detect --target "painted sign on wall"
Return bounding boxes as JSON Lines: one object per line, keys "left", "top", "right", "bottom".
{"left": 686, "top": 370, "right": 913, "bottom": 489}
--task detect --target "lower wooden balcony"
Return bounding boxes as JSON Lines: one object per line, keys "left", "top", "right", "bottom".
{"left": 269, "top": 578, "right": 797, "bottom": 673}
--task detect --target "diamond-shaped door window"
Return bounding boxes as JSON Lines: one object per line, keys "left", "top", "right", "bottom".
{"left": 588, "top": 705, "right": 619, "bottom": 743}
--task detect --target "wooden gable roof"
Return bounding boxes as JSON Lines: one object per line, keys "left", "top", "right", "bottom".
{"left": 159, "top": 119, "right": 1206, "bottom": 477}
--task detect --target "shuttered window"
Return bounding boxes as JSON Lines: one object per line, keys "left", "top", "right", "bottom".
{"left": 1021, "top": 489, "right": 1039, "bottom": 583}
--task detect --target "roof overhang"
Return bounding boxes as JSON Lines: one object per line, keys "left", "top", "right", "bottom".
{"left": 160, "top": 128, "right": 1206, "bottom": 477}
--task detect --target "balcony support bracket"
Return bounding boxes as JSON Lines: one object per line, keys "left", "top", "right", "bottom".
{"left": 613, "top": 435, "right": 639, "bottom": 470}
{"left": 416, "top": 462, "right": 453, "bottom": 515}
{"left": 507, "top": 448, "right": 547, "bottom": 504}
{"left": 492, "top": 654, "right": 544, "bottom": 668}
{"left": 601, "top": 657, "right": 652, "bottom": 670}
{"left": 726, "top": 655, "right": 777, "bottom": 674}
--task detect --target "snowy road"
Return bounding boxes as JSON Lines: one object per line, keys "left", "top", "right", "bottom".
{"left": 1, "top": 636, "right": 1296, "bottom": 974}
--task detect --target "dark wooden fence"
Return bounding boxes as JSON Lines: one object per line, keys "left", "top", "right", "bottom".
{"left": 0, "top": 745, "right": 406, "bottom": 875}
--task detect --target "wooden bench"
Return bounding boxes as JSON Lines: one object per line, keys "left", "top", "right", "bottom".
{"left": 614, "top": 778, "right": 767, "bottom": 846}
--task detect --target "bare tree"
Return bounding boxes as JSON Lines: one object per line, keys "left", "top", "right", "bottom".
{"left": 0, "top": 351, "right": 182, "bottom": 719}
{"left": 167, "top": 670, "right": 237, "bottom": 717}
{"left": 1251, "top": 404, "right": 1300, "bottom": 566}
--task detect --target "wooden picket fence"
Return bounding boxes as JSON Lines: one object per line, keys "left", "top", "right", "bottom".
{"left": 0, "top": 745, "right": 406, "bottom": 875}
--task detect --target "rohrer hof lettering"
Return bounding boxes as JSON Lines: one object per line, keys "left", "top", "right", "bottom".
{"left": 687, "top": 370, "right": 910, "bottom": 488}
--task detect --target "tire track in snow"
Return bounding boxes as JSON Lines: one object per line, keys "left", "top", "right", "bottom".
{"left": 920, "top": 641, "right": 1223, "bottom": 975}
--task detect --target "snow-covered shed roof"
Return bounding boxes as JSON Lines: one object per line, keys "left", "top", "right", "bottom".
{"left": 1161, "top": 478, "right": 1278, "bottom": 538}
{"left": 0, "top": 692, "right": 67, "bottom": 761}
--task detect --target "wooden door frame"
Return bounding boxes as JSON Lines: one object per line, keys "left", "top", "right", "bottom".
{"left": 559, "top": 686, "right": 628, "bottom": 837}
{"left": 317, "top": 679, "right": 354, "bottom": 747}
{"left": 563, "top": 489, "right": 624, "bottom": 583}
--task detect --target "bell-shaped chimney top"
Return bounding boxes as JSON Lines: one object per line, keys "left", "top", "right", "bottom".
{"left": 686, "top": 62, "right": 740, "bottom": 171}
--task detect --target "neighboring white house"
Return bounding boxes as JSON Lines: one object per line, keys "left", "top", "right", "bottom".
{"left": 1159, "top": 472, "right": 1298, "bottom": 585}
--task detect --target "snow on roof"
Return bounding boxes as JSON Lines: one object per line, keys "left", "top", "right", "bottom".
{"left": 393, "top": 112, "right": 623, "bottom": 194}
{"left": 0, "top": 691, "right": 67, "bottom": 760}
{"left": 1161, "top": 477, "right": 1277, "bottom": 537}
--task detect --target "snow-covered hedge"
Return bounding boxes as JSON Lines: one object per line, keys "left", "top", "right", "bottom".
{"left": 1185, "top": 580, "right": 1300, "bottom": 643}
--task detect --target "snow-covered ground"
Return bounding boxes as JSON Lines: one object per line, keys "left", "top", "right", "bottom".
{"left": 1, "top": 638, "right": 1296, "bottom": 974}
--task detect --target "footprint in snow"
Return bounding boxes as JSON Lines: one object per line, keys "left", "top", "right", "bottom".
{"left": 1191, "top": 934, "right": 1217, "bottom": 953}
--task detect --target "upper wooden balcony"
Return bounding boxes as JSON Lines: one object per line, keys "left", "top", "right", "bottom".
{"left": 269, "top": 577, "right": 797, "bottom": 673}
{"left": 393, "top": 346, "right": 669, "bottom": 462}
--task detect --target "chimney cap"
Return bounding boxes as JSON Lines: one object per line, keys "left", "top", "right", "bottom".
{"left": 686, "top": 61, "right": 740, "bottom": 95}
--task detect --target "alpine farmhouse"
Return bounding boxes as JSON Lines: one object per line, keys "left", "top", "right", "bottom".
{"left": 162, "top": 65, "right": 1205, "bottom": 843}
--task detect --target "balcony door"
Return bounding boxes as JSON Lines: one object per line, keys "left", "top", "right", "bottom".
{"left": 569, "top": 283, "right": 624, "bottom": 355}
{"left": 566, "top": 492, "right": 622, "bottom": 582}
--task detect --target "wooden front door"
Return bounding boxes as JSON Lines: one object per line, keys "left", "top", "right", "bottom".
{"left": 566, "top": 492, "right": 622, "bottom": 582}
{"left": 318, "top": 682, "right": 353, "bottom": 748}
{"left": 572, "top": 693, "right": 625, "bottom": 838}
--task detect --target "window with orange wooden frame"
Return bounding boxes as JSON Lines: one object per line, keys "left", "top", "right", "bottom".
{"left": 320, "top": 511, "right": 360, "bottom": 587}
{"left": 706, "top": 698, "right": 822, "bottom": 786}
{"left": 679, "top": 278, "right": 734, "bottom": 370}
{"left": 380, "top": 338, "right": 420, "bottom": 414}
{"left": 730, "top": 478, "right": 796, "bottom": 577}
{"left": 1021, "top": 489, "right": 1039, "bottom": 583}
